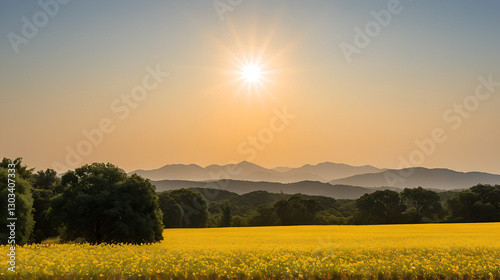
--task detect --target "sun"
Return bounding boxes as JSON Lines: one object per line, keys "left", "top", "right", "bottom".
{"left": 206, "top": 21, "right": 296, "bottom": 100}
{"left": 241, "top": 64, "right": 262, "bottom": 83}
{"left": 234, "top": 59, "right": 271, "bottom": 97}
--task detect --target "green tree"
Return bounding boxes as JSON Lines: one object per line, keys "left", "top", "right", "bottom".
{"left": 231, "top": 215, "right": 247, "bottom": 227}
{"left": 446, "top": 188, "right": 500, "bottom": 222}
{"left": 1, "top": 157, "right": 34, "bottom": 179}
{"left": 274, "top": 195, "right": 323, "bottom": 225}
{"left": 218, "top": 201, "right": 232, "bottom": 227}
{"left": 471, "top": 184, "right": 500, "bottom": 212}
{"left": 31, "top": 169, "right": 61, "bottom": 243}
{"left": 169, "top": 189, "right": 209, "bottom": 228}
{"left": 50, "top": 163, "right": 164, "bottom": 244}
{"left": 0, "top": 158, "right": 35, "bottom": 245}
{"left": 402, "top": 187, "right": 442, "bottom": 222}
{"left": 355, "top": 190, "right": 405, "bottom": 224}
{"left": 446, "top": 191, "right": 476, "bottom": 222}
{"left": 158, "top": 193, "right": 184, "bottom": 228}
{"left": 273, "top": 199, "right": 292, "bottom": 225}
{"left": 247, "top": 206, "right": 279, "bottom": 226}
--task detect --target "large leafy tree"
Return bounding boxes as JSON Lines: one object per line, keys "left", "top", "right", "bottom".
{"left": 1, "top": 157, "right": 34, "bottom": 179}
{"left": 218, "top": 201, "right": 232, "bottom": 227}
{"left": 247, "top": 205, "right": 279, "bottom": 226}
{"left": 446, "top": 185, "right": 500, "bottom": 222}
{"left": 355, "top": 190, "right": 405, "bottom": 224}
{"left": 274, "top": 195, "right": 323, "bottom": 225}
{"left": 0, "top": 158, "right": 35, "bottom": 245}
{"left": 471, "top": 184, "right": 500, "bottom": 212}
{"left": 166, "top": 189, "right": 209, "bottom": 228}
{"left": 50, "top": 163, "right": 164, "bottom": 244}
{"left": 158, "top": 193, "right": 184, "bottom": 228}
{"left": 402, "top": 187, "right": 442, "bottom": 222}
{"left": 31, "top": 169, "right": 61, "bottom": 243}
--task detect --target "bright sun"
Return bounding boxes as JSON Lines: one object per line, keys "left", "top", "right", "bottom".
{"left": 232, "top": 60, "right": 270, "bottom": 98}
{"left": 208, "top": 24, "right": 291, "bottom": 100}
{"left": 242, "top": 64, "right": 262, "bottom": 83}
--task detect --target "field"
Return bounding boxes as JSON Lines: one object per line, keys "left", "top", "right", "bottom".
{"left": 2, "top": 223, "right": 500, "bottom": 280}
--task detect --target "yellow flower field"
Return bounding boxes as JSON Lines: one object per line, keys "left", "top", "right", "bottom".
{"left": 2, "top": 223, "right": 500, "bottom": 279}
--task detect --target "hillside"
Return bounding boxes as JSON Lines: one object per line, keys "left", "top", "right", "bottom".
{"left": 131, "top": 161, "right": 383, "bottom": 183}
{"left": 330, "top": 167, "right": 500, "bottom": 190}
{"left": 152, "top": 179, "right": 375, "bottom": 199}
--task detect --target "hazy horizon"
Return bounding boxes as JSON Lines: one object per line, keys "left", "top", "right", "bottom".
{"left": 1, "top": 1, "right": 499, "bottom": 174}
{"left": 128, "top": 160, "right": 499, "bottom": 175}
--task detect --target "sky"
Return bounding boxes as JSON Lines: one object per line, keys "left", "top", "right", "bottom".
{"left": 1, "top": 0, "right": 499, "bottom": 174}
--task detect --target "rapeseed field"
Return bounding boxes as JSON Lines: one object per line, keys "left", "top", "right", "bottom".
{"left": 1, "top": 223, "right": 499, "bottom": 279}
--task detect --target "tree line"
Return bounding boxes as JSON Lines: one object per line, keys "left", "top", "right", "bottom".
{"left": 1, "top": 158, "right": 499, "bottom": 245}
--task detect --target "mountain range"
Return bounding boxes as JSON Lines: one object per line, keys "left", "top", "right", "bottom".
{"left": 129, "top": 162, "right": 500, "bottom": 195}
{"left": 130, "top": 161, "right": 383, "bottom": 183}
{"left": 330, "top": 167, "right": 500, "bottom": 190}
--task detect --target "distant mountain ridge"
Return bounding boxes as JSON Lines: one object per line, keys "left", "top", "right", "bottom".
{"left": 151, "top": 179, "right": 378, "bottom": 199}
{"left": 330, "top": 167, "right": 500, "bottom": 190}
{"left": 131, "top": 162, "right": 500, "bottom": 192}
{"left": 130, "top": 161, "right": 383, "bottom": 183}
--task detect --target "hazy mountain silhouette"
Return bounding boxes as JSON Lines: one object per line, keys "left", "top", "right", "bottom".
{"left": 151, "top": 179, "right": 377, "bottom": 199}
{"left": 330, "top": 167, "right": 500, "bottom": 190}
{"left": 130, "top": 161, "right": 383, "bottom": 183}
{"left": 283, "top": 162, "right": 382, "bottom": 181}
